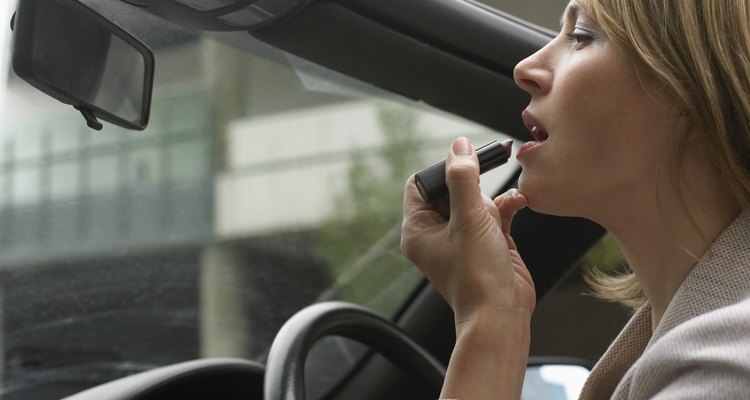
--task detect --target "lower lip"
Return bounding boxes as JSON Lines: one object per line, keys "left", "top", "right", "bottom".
{"left": 516, "top": 140, "right": 546, "bottom": 159}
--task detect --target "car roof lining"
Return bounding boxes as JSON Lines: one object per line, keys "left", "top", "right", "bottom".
{"left": 250, "top": 0, "right": 552, "bottom": 139}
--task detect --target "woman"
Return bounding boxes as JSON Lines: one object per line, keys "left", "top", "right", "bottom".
{"left": 401, "top": 0, "right": 750, "bottom": 398}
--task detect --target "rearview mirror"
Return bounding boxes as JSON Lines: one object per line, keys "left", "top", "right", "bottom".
{"left": 11, "top": 0, "right": 154, "bottom": 130}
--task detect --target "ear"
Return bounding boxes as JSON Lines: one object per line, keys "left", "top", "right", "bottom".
{"left": 683, "top": 124, "right": 703, "bottom": 142}
{"left": 672, "top": 107, "right": 702, "bottom": 142}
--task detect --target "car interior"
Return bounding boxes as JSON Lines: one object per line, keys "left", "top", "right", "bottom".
{"left": 1, "top": 0, "right": 633, "bottom": 398}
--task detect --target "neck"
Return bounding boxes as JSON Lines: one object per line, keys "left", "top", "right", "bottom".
{"left": 604, "top": 204, "right": 737, "bottom": 329}
{"left": 591, "top": 150, "right": 740, "bottom": 330}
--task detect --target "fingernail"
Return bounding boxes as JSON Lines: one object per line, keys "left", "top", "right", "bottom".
{"left": 511, "top": 189, "right": 520, "bottom": 198}
{"left": 452, "top": 137, "right": 473, "bottom": 156}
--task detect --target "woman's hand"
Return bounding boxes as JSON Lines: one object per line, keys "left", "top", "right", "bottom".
{"left": 401, "top": 137, "right": 536, "bottom": 399}
{"left": 401, "top": 137, "right": 536, "bottom": 326}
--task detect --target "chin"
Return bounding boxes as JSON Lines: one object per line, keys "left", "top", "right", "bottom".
{"left": 523, "top": 196, "right": 565, "bottom": 217}
{"left": 518, "top": 174, "right": 549, "bottom": 212}
{"left": 517, "top": 173, "right": 574, "bottom": 218}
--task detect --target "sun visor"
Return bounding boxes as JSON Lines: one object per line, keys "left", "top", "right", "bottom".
{"left": 122, "top": 0, "right": 309, "bottom": 31}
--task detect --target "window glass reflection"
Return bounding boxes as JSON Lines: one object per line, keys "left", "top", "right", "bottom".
{"left": 128, "top": 147, "right": 161, "bottom": 189}
{"left": 13, "top": 166, "right": 40, "bottom": 205}
{"left": 50, "top": 160, "right": 80, "bottom": 200}
{"left": 88, "top": 154, "right": 118, "bottom": 194}
{"left": 0, "top": 11, "right": 518, "bottom": 399}
{"left": 169, "top": 138, "right": 209, "bottom": 183}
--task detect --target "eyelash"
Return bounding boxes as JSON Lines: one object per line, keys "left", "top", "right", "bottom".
{"left": 565, "top": 32, "right": 593, "bottom": 48}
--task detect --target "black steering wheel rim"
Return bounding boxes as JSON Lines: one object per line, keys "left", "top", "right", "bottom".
{"left": 264, "top": 301, "right": 446, "bottom": 399}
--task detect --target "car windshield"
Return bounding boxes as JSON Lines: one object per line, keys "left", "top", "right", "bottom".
{"left": 0, "top": 0, "right": 530, "bottom": 398}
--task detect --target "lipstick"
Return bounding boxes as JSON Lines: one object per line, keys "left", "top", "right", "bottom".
{"left": 414, "top": 139, "right": 513, "bottom": 203}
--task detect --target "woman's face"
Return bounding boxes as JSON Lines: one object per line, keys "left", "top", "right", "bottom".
{"left": 513, "top": 1, "right": 679, "bottom": 220}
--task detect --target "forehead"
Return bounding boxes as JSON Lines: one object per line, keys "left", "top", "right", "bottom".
{"left": 560, "top": 2, "right": 580, "bottom": 27}
{"left": 560, "top": 0, "right": 598, "bottom": 27}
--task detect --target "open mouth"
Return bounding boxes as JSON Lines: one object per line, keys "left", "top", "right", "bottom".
{"left": 530, "top": 125, "right": 549, "bottom": 142}
{"left": 521, "top": 111, "right": 549, "bottom": 143}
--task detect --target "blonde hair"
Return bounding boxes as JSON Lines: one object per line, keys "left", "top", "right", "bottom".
{"left": 578, "top": 0, "right": 750, "bottom": 308}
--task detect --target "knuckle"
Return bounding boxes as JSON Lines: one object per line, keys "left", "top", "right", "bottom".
{"left": 445, "top": 162, "right": 477, "bottom": 182}
{"left": 404, "top": 174, "right": 416, "bottom": 189}
{"left": 400, "top": 233, "right": 419, "bottom": 262}
{"left": 496, "top": 190, "right": 513, "bottom": 204}
{"left": 400, "top": 236, "right": 411, "bottom": 258}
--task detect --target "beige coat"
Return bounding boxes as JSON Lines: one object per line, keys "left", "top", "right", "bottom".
{"left": 579, "top": 210, "right": 750, "bottom": 399}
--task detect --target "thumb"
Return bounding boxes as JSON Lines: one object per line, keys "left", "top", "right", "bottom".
{"left": 446, "top": 137, "right": 485, "bottom": 228}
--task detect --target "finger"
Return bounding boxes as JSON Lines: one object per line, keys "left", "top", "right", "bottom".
{"left": 402, "top": 174, "right": 447, "bottom": 231}
{"left": 403, "top": 174, "right": 432, "bottom": 217}
{"left": 445, "top": 137, "right": 485, "bottom": 226}
{"left": 403, "top": 174, "right": 419, "bottom": 217}
{"left": 494, "top": 189, "right": 528, "bottom": 235}
{"left": 483, "top": 194, "right": 500, "bottom": 220}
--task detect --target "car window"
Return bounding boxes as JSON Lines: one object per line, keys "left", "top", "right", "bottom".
{"left": 528, "top": 232, "right": 631, "bottom": 368}
{"left": 0, "top": 3, "right": 519, "bottom": 398}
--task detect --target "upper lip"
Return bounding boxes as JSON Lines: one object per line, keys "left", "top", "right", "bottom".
{"left": 521, "top": 110, "right": 549, "bottom": 142}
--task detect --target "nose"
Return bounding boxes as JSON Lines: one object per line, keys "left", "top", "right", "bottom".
{"left": 513, "top": 45, "right": 553, "bottom": 95}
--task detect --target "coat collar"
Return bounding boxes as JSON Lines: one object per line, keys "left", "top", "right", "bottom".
{"left": 579, "top": 209, "right": 750, "bottom": 399}
{"left": 649, "top": 210, "right": 750, "bottom": 347}
{"left": 578, "top": 303, "right": 652, "bottom": 400}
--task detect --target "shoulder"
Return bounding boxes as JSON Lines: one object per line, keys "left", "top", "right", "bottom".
{"left": 627, "top": 297, "right": 750, "bottom": 399}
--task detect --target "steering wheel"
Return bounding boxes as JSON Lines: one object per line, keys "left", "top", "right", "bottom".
{"left": 264, "top": 301, "right": 446, "bottom": 400}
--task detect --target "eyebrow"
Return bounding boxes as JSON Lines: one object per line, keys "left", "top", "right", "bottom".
{"left": 560, "top": 3, "right": 579, "bottom": 28}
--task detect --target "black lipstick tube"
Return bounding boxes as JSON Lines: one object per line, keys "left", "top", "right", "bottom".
{"left": 414, "top": 139, "right": 513, "bottom": 203}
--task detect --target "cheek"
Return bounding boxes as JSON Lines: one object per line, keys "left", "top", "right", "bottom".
{"left": 518, "top": 42, "right": 681, "bottom": 214}
{"left": 559, "top": 66, "right": 672, "bottom": 180}
{"left": 518, "top": 143, "right": 649, "bottom": 217}
{"left": 520, "top": 73, "right": 674, "bottom": 214}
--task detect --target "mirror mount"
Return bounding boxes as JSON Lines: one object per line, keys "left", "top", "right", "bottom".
{"left": 74, "top": 105, "right": 104, "bottom": 131}
{"left": 11, "top": 0, "right": 155, "bottom": 131}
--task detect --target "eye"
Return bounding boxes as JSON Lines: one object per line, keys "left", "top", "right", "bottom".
{"left": 565, "top": 31, "right": 594, "bottom": 49}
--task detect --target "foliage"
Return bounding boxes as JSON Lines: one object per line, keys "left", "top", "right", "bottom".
{"left": 580, "top": 233, "right": 626, "bottom": 273}
{"left": 315, "top": 104, "right": 427, "bottom": 309}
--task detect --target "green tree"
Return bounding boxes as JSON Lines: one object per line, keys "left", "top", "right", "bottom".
{"left": 315, "top": 104, "right": 427, "bottom": 310}
{"left": 581, "top": 233, "right": 625, "bottom": 273}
